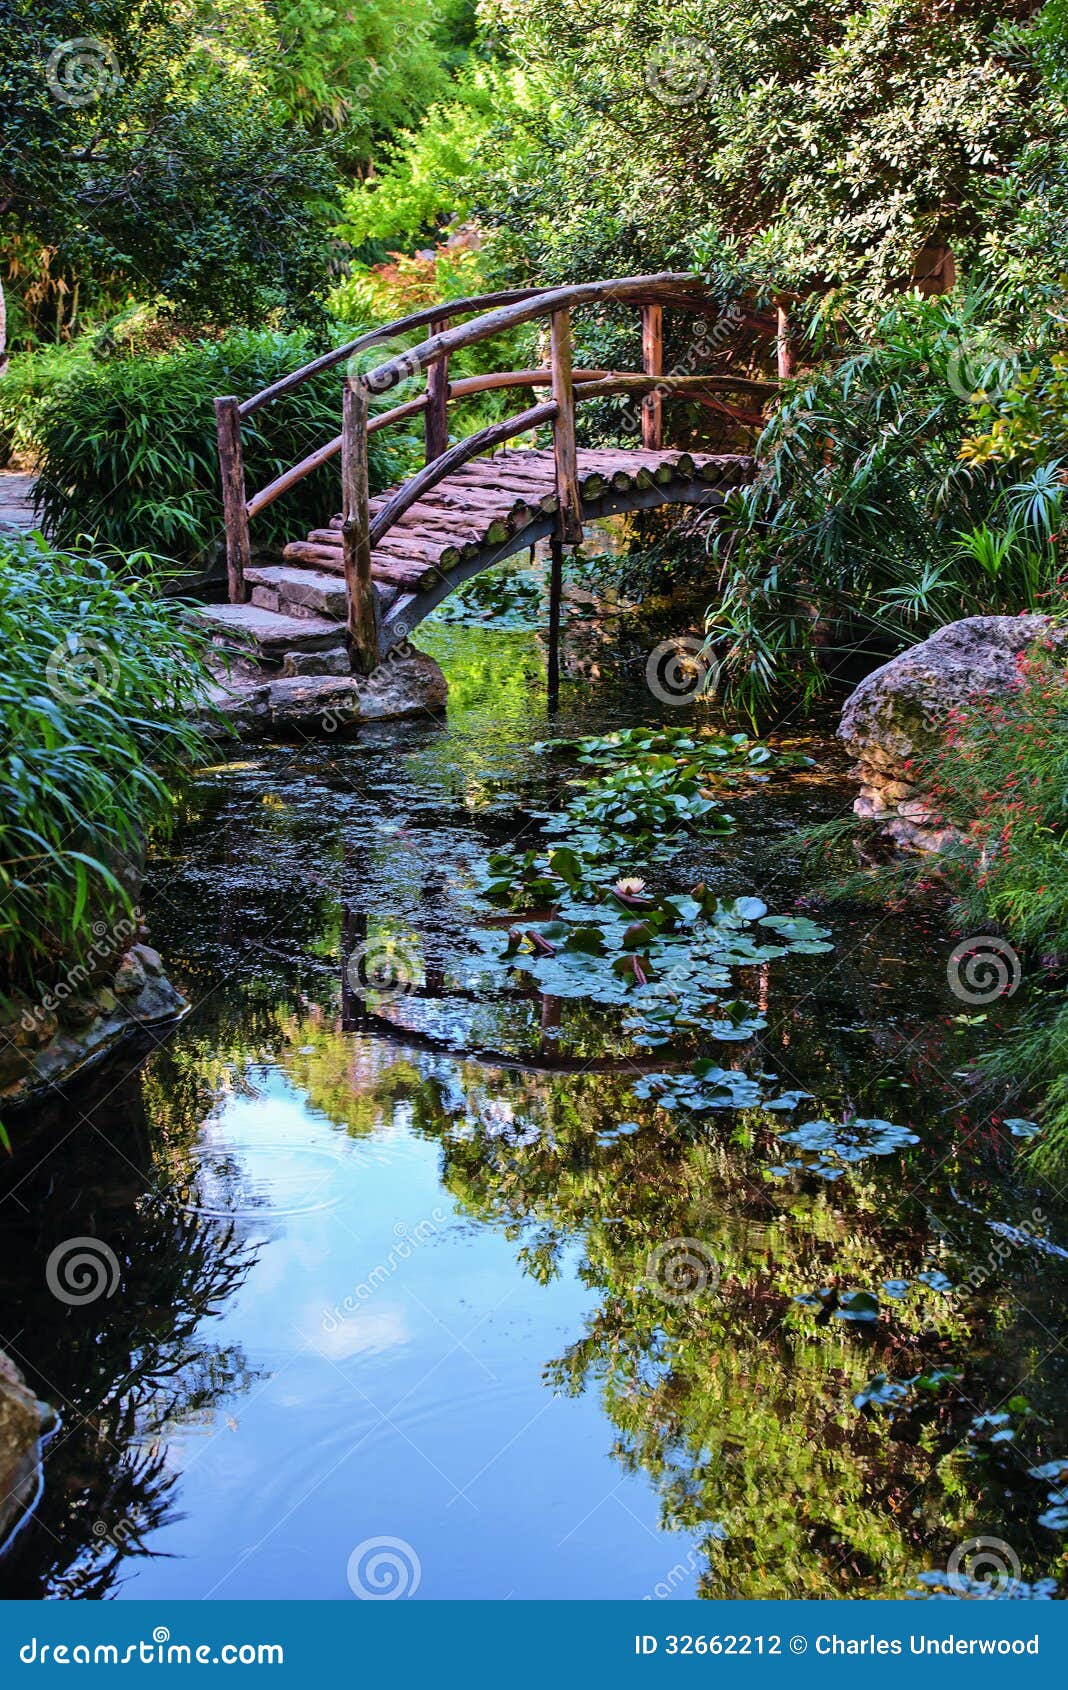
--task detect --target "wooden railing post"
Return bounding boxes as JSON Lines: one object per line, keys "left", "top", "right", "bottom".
{"left": 549, "top": 309, "right": 582, "bottom": 543}
{"left": 424, "top": 317, "right": 450, "bottom": 466}
{"left": 641, "top": 303, "right": 663, "bottom": 449}
{"left": 341, "top": 377, "right": 380, "bottom": 675}
{"left": 213, "top": 395, "right": 251, "bottom": 602}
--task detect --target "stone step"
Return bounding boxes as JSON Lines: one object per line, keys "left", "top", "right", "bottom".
{"left": 194, "top": 602, "right": 346, "bottom": 659}
{"left": 245, "top": 564, "right": 348, "bottom": 623}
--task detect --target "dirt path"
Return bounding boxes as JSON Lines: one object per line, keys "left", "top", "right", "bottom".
{"left": 0, "top": 471, "right": 37, "bottom": 534}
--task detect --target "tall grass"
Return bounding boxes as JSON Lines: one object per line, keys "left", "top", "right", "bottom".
{"left": 705, "top": 291, "right": 1060, "bottom": 714}
{"left": 0, "top": 534, "right": 213, "bottom": 1000}
{"left": 889, "top": 638, "right": 1068, "bottom": 1171}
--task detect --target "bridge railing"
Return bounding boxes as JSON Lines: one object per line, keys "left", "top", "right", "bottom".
{"left": 213, "top": 273, "right": 779, "bottom": 663}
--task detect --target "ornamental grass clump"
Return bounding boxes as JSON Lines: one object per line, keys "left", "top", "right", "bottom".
{"left": 0, "top": 534, "right": 213, "bottom": 1000}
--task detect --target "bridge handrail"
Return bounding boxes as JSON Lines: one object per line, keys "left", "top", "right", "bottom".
{"left": 243, "top": 365, "right": 774, "bottom": 520}
{"left": 212, "top": 270, "right": 780, "bottom": 648}
{"left": 235, "top": 285, "right": 557, "bottom": 420}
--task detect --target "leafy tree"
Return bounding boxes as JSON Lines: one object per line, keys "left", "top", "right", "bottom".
{"left": 373, "top": 1, "right": 1064, "bottom": 312}
{"left": 336, "top": 60, "right": 538, "bottom": 246}
{"left": 0, "top": 0, "right": 338, "bottom": 344}
{"left": 270, "top": 0, "right": 476, "bottom": 162}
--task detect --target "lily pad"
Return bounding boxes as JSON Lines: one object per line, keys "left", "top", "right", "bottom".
{"left": 836, "top": 1289, "right": 881, "bottom": 1323}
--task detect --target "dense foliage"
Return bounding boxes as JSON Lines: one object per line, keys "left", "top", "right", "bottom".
{"left": 706, "top": 291, "right": 1067, "bottom": 711}
{"left": 353, "top": 3, "right": 1065, "bottom": 304}
{"left": 30, "top": 328, "right": 407, "bottom": 562}
{"left": 0, "top": 535, "right": 211, "bottom": 996}
{"left": 0, "top": 0, "right": 342, "bottom": 341}
{"left": 895, "top": 643, "right": 1068, "bottom": 1169}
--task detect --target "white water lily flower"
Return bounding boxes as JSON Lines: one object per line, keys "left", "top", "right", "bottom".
{"left": 614, "top": 876, "right": 647, "bottom": 897}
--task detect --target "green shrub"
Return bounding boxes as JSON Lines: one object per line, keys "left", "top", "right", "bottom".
{"left": 31, "top": 329, "right": 410, "bottom": 565}
{"left": 0, "top": 534, "right": 212, "bottom": 998}
{"left": 962, "top": 350, "right": 1068, "bottom": 468}
{"left": 705, "top": 292, "right": 1061, "bottom": 715}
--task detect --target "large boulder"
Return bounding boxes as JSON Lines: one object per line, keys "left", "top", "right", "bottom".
{"left": 0, "top": 1350, "right": 46, "bottom": 1547}
{"left": 838, "top": 615, "right": 1059, "bottom": 852}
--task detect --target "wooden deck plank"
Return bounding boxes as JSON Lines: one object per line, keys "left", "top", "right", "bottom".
{"left": 245, "top": 446, "right": 753, "bottom": 661}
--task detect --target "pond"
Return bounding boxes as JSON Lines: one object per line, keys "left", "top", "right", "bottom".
{"left": 2, "top": 581, "right": 1068, "bottom": 1601}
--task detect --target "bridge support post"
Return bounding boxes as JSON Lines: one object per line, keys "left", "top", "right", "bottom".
{"left": 547, "top": 537, "right": 563, "bottom": 713}
{"left": 550, "top": 309, "right": 583, "bottom": 544}
{"left": 214, "top": 395, "right": 251, "bottom": 603}
{"left": 424, "top": 319, "right": 450, "bottom": 466}
{"left": 641, "top": 304, "right": 663, "bottom": 449}
{"left": 341, "top": 377, "right": 381, "bottom": 675}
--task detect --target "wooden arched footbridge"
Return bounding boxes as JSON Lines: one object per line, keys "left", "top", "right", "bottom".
{"left": 205, "top": 274, "right": 775, "bottom": 675}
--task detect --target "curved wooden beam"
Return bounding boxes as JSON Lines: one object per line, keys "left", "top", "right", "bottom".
{"left": 236, "top": 270, "right": 723, "bottom": 418}
{"left": 358, "top": 273, "right": 703, "bottom": 399}
{"left": 237, "top": 285, "right": 556, "bottom": 418}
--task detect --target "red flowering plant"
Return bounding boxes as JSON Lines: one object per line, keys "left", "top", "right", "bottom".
{"left": 911, "top": 635, "right": 1068, "bottom": 1165}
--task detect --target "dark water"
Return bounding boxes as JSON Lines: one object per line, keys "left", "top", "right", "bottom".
{"left": 3, "top": 609, "right": 1068, "bottom": 1601}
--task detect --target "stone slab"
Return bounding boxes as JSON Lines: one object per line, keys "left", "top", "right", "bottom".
{"left": 193, "top": 602, "right": 345, "bottom": 656}
{"left": 245, "top": 565, "right": 348, "bottom": 621}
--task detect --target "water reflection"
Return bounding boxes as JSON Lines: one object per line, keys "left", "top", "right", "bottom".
{"left": 0, "top": 1065, "right": 261, "bottom": 1598}
{"left": 1, "top": 622, "right": 1066, "bottom": 1599}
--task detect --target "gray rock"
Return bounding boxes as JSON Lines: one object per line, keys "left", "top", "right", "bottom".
{"left": 839, "top": 615, "right": 1057, "bottom": 771}
{"left": 357, "top": 648, "right": 448, "bottom": 720}
{"left": 193, "top": 643, "right": 448, "bottom": 740}
{"left": 1, "top": 957, "right": 187, "bottom": 1106}
{"left": 131, "top": 942, "right": 164, "bottom": 976}
{"left": 246, "top": 565, "right": 348, "bottom": 622}
{"left": 0, "top": 1350, "right": 44, "bottom": 1547}
{"left": 193, "top": 602, "right": 347, "bottom": 658}
{"left": 281, "top": 648, "right": 352, "bottom": 678}
{"left": 838, "top": 614, "right": 1062, "bottom": 851}
{"left": 266, "top": 674, "right": 362, "bottom": 732}
{"left": 198, "top": 674, "right": 272, "bottom": 740}
{"left": 112, "top": 951, "right": 147, "bottom": 995}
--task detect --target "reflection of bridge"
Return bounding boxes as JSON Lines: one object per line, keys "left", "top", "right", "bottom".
{"left": 208, "top": 274, "right": 772, "bottom": 674}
